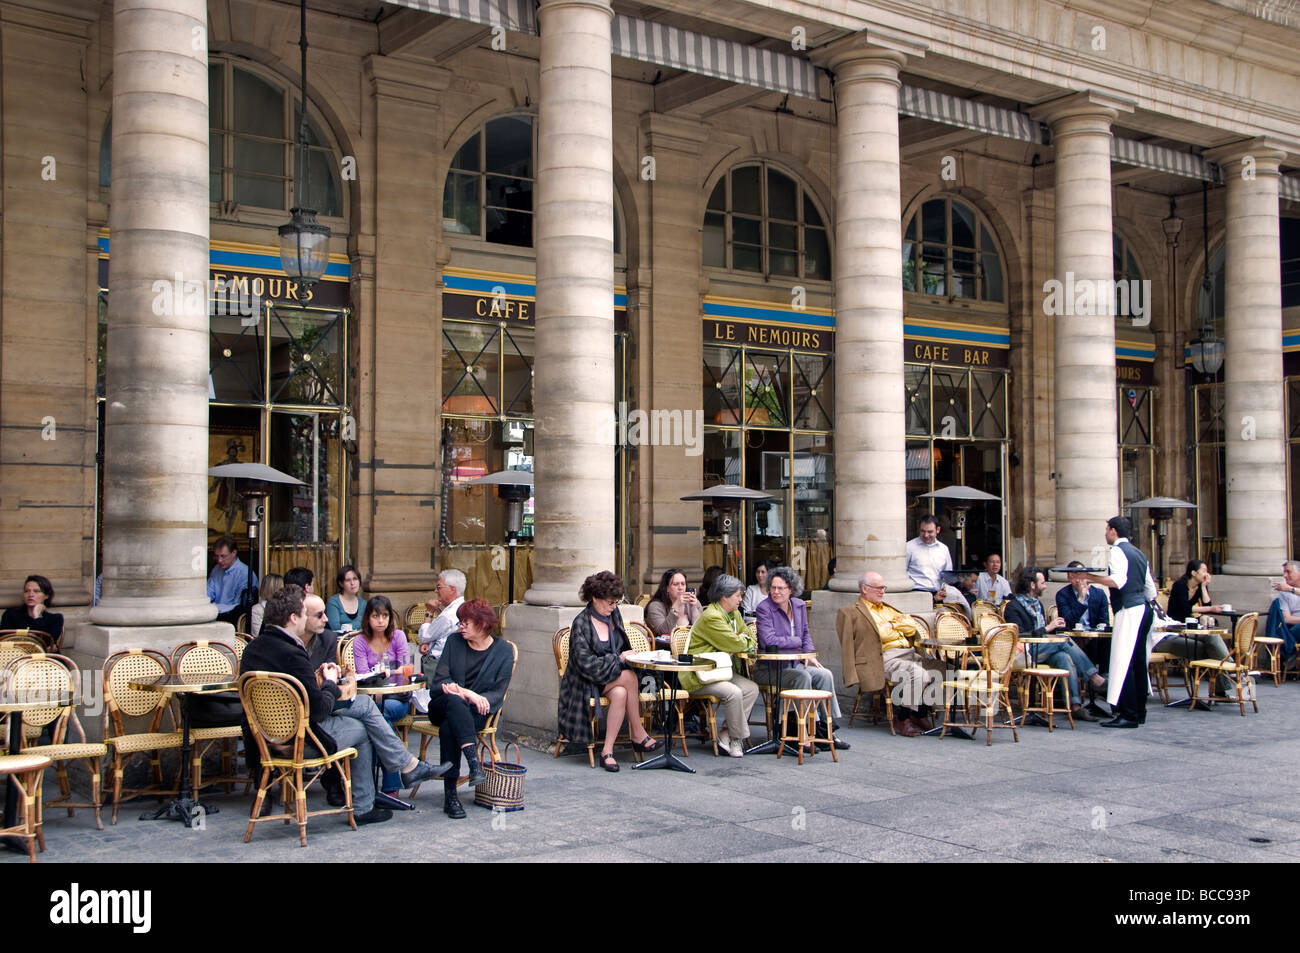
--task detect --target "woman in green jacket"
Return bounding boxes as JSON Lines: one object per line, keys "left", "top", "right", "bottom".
{"left": 680, "top": 574, "right": 759, "bottom": 758}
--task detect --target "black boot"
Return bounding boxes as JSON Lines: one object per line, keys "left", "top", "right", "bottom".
{"left": 462, "top": 745, "right": 487, "bottom": 786}
{"left": 443, "top": 791, "right": 466, "bottom": 819}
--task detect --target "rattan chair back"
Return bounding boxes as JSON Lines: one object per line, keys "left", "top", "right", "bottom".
{"left": 404, "top": 603, "right": 427, "bottom": 635}
{"left": 103, "top": 649, "right": 172, "bottom": 729}
{"left": 670, "top": 626, "right": 692, "bottom": 656}
{"left": 935, "top": 612, "right": 973, "bottom": 644}
{"left": 907, "top": 614, "right": 933, "bottom": 642}
{"left": 233, "top": 633, "right": 251, "bottom": 661}
{"left": 0, "top": 629, "right": 54, "bottom": 651}
{"left": 10, "top": 653, "right": 79, "bottom": 740}
{"left": 238, "top": 671, "right": 309, "bottom": 751}
{"left": 1233, "top": 612, "right": 1259, "bottom": 661}
{"left": 984, "top": 623, "right": 1020, "bottom": 676}
{"left": 553, "top": 628, "right": 571, "bottom": 677}
{"left": 635, "top": 593, "right": 651, "bottom": 608}
{"left": 0, "top": 643, "right": 39, "bottom": 673}
{"left": 171, "top": 640, "right": 238, "bottom": 683}
{"left": 624, "top": 621, "right": 653, "bottom": 654}
{"left": 338, "top": 634, "right": 357, "bottom": 673}
{"left": 977, "top": 611, "right": 1003, "bottom": 638}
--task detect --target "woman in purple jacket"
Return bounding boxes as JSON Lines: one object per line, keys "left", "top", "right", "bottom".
{"left": 753, "top": 566, "right": 848, "bottom": 749}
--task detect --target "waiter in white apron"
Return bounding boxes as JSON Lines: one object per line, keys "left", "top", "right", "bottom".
{"left": 1085, "top": 516, "right": 1157, "bottom": 728}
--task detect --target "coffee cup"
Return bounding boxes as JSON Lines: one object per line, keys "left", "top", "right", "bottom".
{"left": 1222, "top": 604, "right": 1233, "bottom": 612}
{"left": 1074, "top": 622, "right": 1083, "bottom": 630}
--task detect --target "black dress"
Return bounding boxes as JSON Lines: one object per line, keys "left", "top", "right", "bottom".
{"left": 0, "top": 607, "right": 64, "bottom": 647}
{"left": 1166, "top": 578, "right": 1207, "bottom": 621}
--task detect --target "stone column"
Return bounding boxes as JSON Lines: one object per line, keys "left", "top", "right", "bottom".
{"left": 1207, "top": 140, "right": 1289, "bottom": 576}
{"left": 1033, "top": 92, "right": 1132, "bottom": 566}
{"left": 88, "top": 0, "right": 216, "bottom": 632}
{"left": 636, "top": 113, "right": 709, "bottom": 591}
{"left": 817, "top": 36, "right": 921, "bottom": 593}
{"left": 524, "top": 0, "right": 615, "bottom": 606}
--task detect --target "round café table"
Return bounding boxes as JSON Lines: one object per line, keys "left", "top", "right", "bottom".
{"left": 126, "top": 674, "right": 236, "bottom": 827}
{"left": 354, "top": 672, "right": 422, "bottom": 810}
{"left": 0, "top": 690, "right": 73, "bottom": 853}
{"left": 623, "top": 655, "right": 715, "bottom": 773}
{"left": 737, "top": 651, "right": 818, "bottom": 756}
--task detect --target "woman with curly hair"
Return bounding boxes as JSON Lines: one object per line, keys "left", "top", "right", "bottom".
{"left": 557, "top": 571, "right": 658, "bottom": 772}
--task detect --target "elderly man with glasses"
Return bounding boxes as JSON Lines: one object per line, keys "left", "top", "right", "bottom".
{"left": 417, "top": 569, "right": 467, "bottom": 680}
{"left": 837, "top": 572, "right": 942, "bottom": 737}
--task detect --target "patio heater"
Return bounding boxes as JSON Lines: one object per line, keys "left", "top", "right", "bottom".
{"left": 207, "top": 462, "right": 306, "bottom": 611}
{"left": 465, "top": 470, "right": 533, "bottom": 604}
{"left": 1127, "top": 496, "right": 1198, "bottom": 586}
{"left": 681, "top": 485, "right": 777, "bottom": 586}
{"left": 919, "top": 484, "right": 1001, "bottom": 568}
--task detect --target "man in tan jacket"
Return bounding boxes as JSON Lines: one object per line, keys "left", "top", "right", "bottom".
{"left": 837, "top": 571, "right": 941, "bottom": 736}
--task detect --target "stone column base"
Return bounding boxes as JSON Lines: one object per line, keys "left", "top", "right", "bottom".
{"left": 497, "top": 604, "right": 581, "bottom": 740}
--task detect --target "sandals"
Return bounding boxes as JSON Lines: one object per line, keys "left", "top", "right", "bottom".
{"left": 631, "top": 735, "right": 659, "bottom": 753}
{"left": 599, "top": 752, "right": 620, "bottom": 772}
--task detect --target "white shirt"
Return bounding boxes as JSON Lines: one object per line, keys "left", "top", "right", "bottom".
{"left": 976, "top": 572, "right": 1011, "bottom": 602}
{"left": 905, "top": 536, "right": 952, "bottom": 591}
{"left": 1106, "top": 538, "right": 1158, "bottom": 602}
{"left": 417, "top": 594, "right": 464, "bottom": 660}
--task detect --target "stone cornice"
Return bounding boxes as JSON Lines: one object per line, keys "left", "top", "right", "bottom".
{"left": 1205, "top": 137, "right": 1292, "bottom": 169}
{"left": 0, "top": 0, "right": 94, "bottom": 36}
{"left": 811, "top": 26, "right": 926, "bottom": 70}
{"left": 1030, "top": 90, "right": 1136, "bottom": 128}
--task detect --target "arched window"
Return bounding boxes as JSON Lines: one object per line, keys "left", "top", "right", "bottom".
{"left": 99, "top": 60, "right": 344, "bottom": 218}
{"left": 442, "top": 115, "right": 623, "bottom": 253}
{"left": 1198, "top": 244, "right": 1226, "bottom": 330}
{"left": 902, "top": 197, "right": 1003, "bottom": 302}
{"left": 702, "top": 163, "right": 830, "bottom": 280}
{"left": 209, "top": 60, "right": 341, "bottom": 216}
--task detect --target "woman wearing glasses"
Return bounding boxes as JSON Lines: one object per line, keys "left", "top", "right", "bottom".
{"left": 427, "top": 599, "right": 514, "bottom": 818}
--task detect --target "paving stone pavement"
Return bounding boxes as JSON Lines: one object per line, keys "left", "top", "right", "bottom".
{"left": 8, "top": 679, "right": 1300, "bottom": 863}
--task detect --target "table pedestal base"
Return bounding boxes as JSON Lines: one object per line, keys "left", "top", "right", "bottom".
{"left": 924, "top": 724, "right": 974, "bottom": 740}
{"left": 1166, "top": 697, "right": 1213, "bottom": 711}
{"left": 376, "top": 790, "right": 414, "bottom": 810}
{"left": 744, "top": 737, "right": 802, "bottom": 756}
{"left": 140, "top": 796, "right": 216, "bottom": 828}
{"left": 632, "top": 748, "right": 694, "bottom": 773}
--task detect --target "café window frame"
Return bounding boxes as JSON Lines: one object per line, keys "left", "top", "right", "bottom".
{"left": 902, "top": 198, "right": 1003, "bottom": 302}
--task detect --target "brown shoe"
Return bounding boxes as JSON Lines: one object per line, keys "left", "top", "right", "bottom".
{"left": 913, "top": 715, "right": 935, "bottom": 732}
{"left": 894, "top": 717, "right": 919, "bottom": 737}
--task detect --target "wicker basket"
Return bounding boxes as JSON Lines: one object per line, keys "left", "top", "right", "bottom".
{"left": 473, "top": 742, "right": 526, "bottom": 812}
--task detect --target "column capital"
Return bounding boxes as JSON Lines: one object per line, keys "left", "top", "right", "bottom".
{"left": 363, "top": 54, "right": 452, "bottom": 106}
{"left": 538, "top": 0, "right": 613, "bottom": 22}
{"left": 1031, "top": 90, "right": 1134, "bottom": 130}
{"left": 1205, "top": 137, "right": 1291, "bottom": 173}
{"left": 811, "top": 27, "right": 925, "bottom": 73}
{"left": 639, "top": 112, "right": 709, "bottom": 156}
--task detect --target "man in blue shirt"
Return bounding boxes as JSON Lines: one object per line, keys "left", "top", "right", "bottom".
{"left": 208, "top": 534, "right": 256, "bottom": 624}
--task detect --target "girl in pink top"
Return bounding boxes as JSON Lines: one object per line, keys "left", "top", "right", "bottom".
{"left": 354, "top": 595, "right": 411, "bottom": 793}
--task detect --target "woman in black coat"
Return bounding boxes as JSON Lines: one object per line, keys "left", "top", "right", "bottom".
{"left": 1167, "top": 560, "right": 1220, "bottom": 621}
{"left": 556, "top": 571, "right": 657, "bottom": 772}
{"left": 427, "top": 598, "right": 514, "bottom": 819}
{"left": 1, "top": 574, "right": 63, "bottom": 648}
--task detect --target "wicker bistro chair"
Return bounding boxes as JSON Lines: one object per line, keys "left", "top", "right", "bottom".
{"left": 10, "top": 653, "right": 109, "bottom": 830}
{"left": 1188, "top": 612, "right": 1260, "bottom": 716}
{"left": 404, "top": 603, "right": 427, "bottom": 637}
{"left": 102, "top": 649, "right": 184, "bottom": 824}
{"left": 942, "top": 623, "right": 1020, "bottom": 746}
{"left": 232, "top": 632, "right": 252, "bottom": 663}
{"left": 237, "top": 671, "right": 358, "bottom": 846}
{"left": 0, "top": 640, "right": 44, "bottom": 753}
{"left": 1147, "top": 651, "right": 1181, "bottom": 704}
{"left": 0, "top": 753, "right": 52, "bottom": 862}
{"left": 551, "top": 628, "right": 643, "bottom": 767}
{"left": 670, "top": 624, "right": 722, "bottom": 756}
{"left": 170, "top": 640, "right": 245, "bottom": 795}
{"left": 409, "top": 640, "right": 519, "bottom": 798}
{"left": 338, "top": 634, "right": 358, "bottom": 673}
{"left": 1250, "top": 630, "right": 1285, "bottom": 687}
{"left": 0, "top": 628, "right": 57, "bottom": 651}
{"left": 971, "top": 600, "right": 1002, "bottom": 632}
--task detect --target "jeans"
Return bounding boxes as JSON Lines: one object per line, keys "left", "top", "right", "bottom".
{"left": 755, "top": 664, "right": 843, "bottom": 720}
{"left": 1266, "top": 600, "right": 1300, "bottom": 662}
{"left": 320, "top": 693, "right": 415, "bottom": 813}
{"left": 1028, "top": 640, "right": 1098, "bottom": 705}
{"left": 376, "top": 697, "right": 411, "bottom": 793}
{"left": 427, "top": 693, "right": 488, "bottom": 794}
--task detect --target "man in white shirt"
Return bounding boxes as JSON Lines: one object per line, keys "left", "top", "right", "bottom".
{"left": 1086, "top": 516, "right": 1158, "bottom": 728}
{"left": 976, "top": 553, "right": 1012, "bottom": 603}
{"left": 418, "top": 569, "right": 466, "bottom": 680}
{"left": 905, "top": 514, "right": 952, "bottom": 592}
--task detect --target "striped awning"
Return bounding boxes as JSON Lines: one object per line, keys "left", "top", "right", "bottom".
{"left": 899, "top": 84, "right": 1045, "bottom": 144}
{"left": 389, "top": 0, "right": 537, "bottom": 32}
{"left": 611, "top": 14, "right": 820, "bottom": 100}
{"left": 1110, "top": 138, "right": 1215, "bottom": 181}
{"left": 1281, "top": 176, "right": 1300, "bottom": 202}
